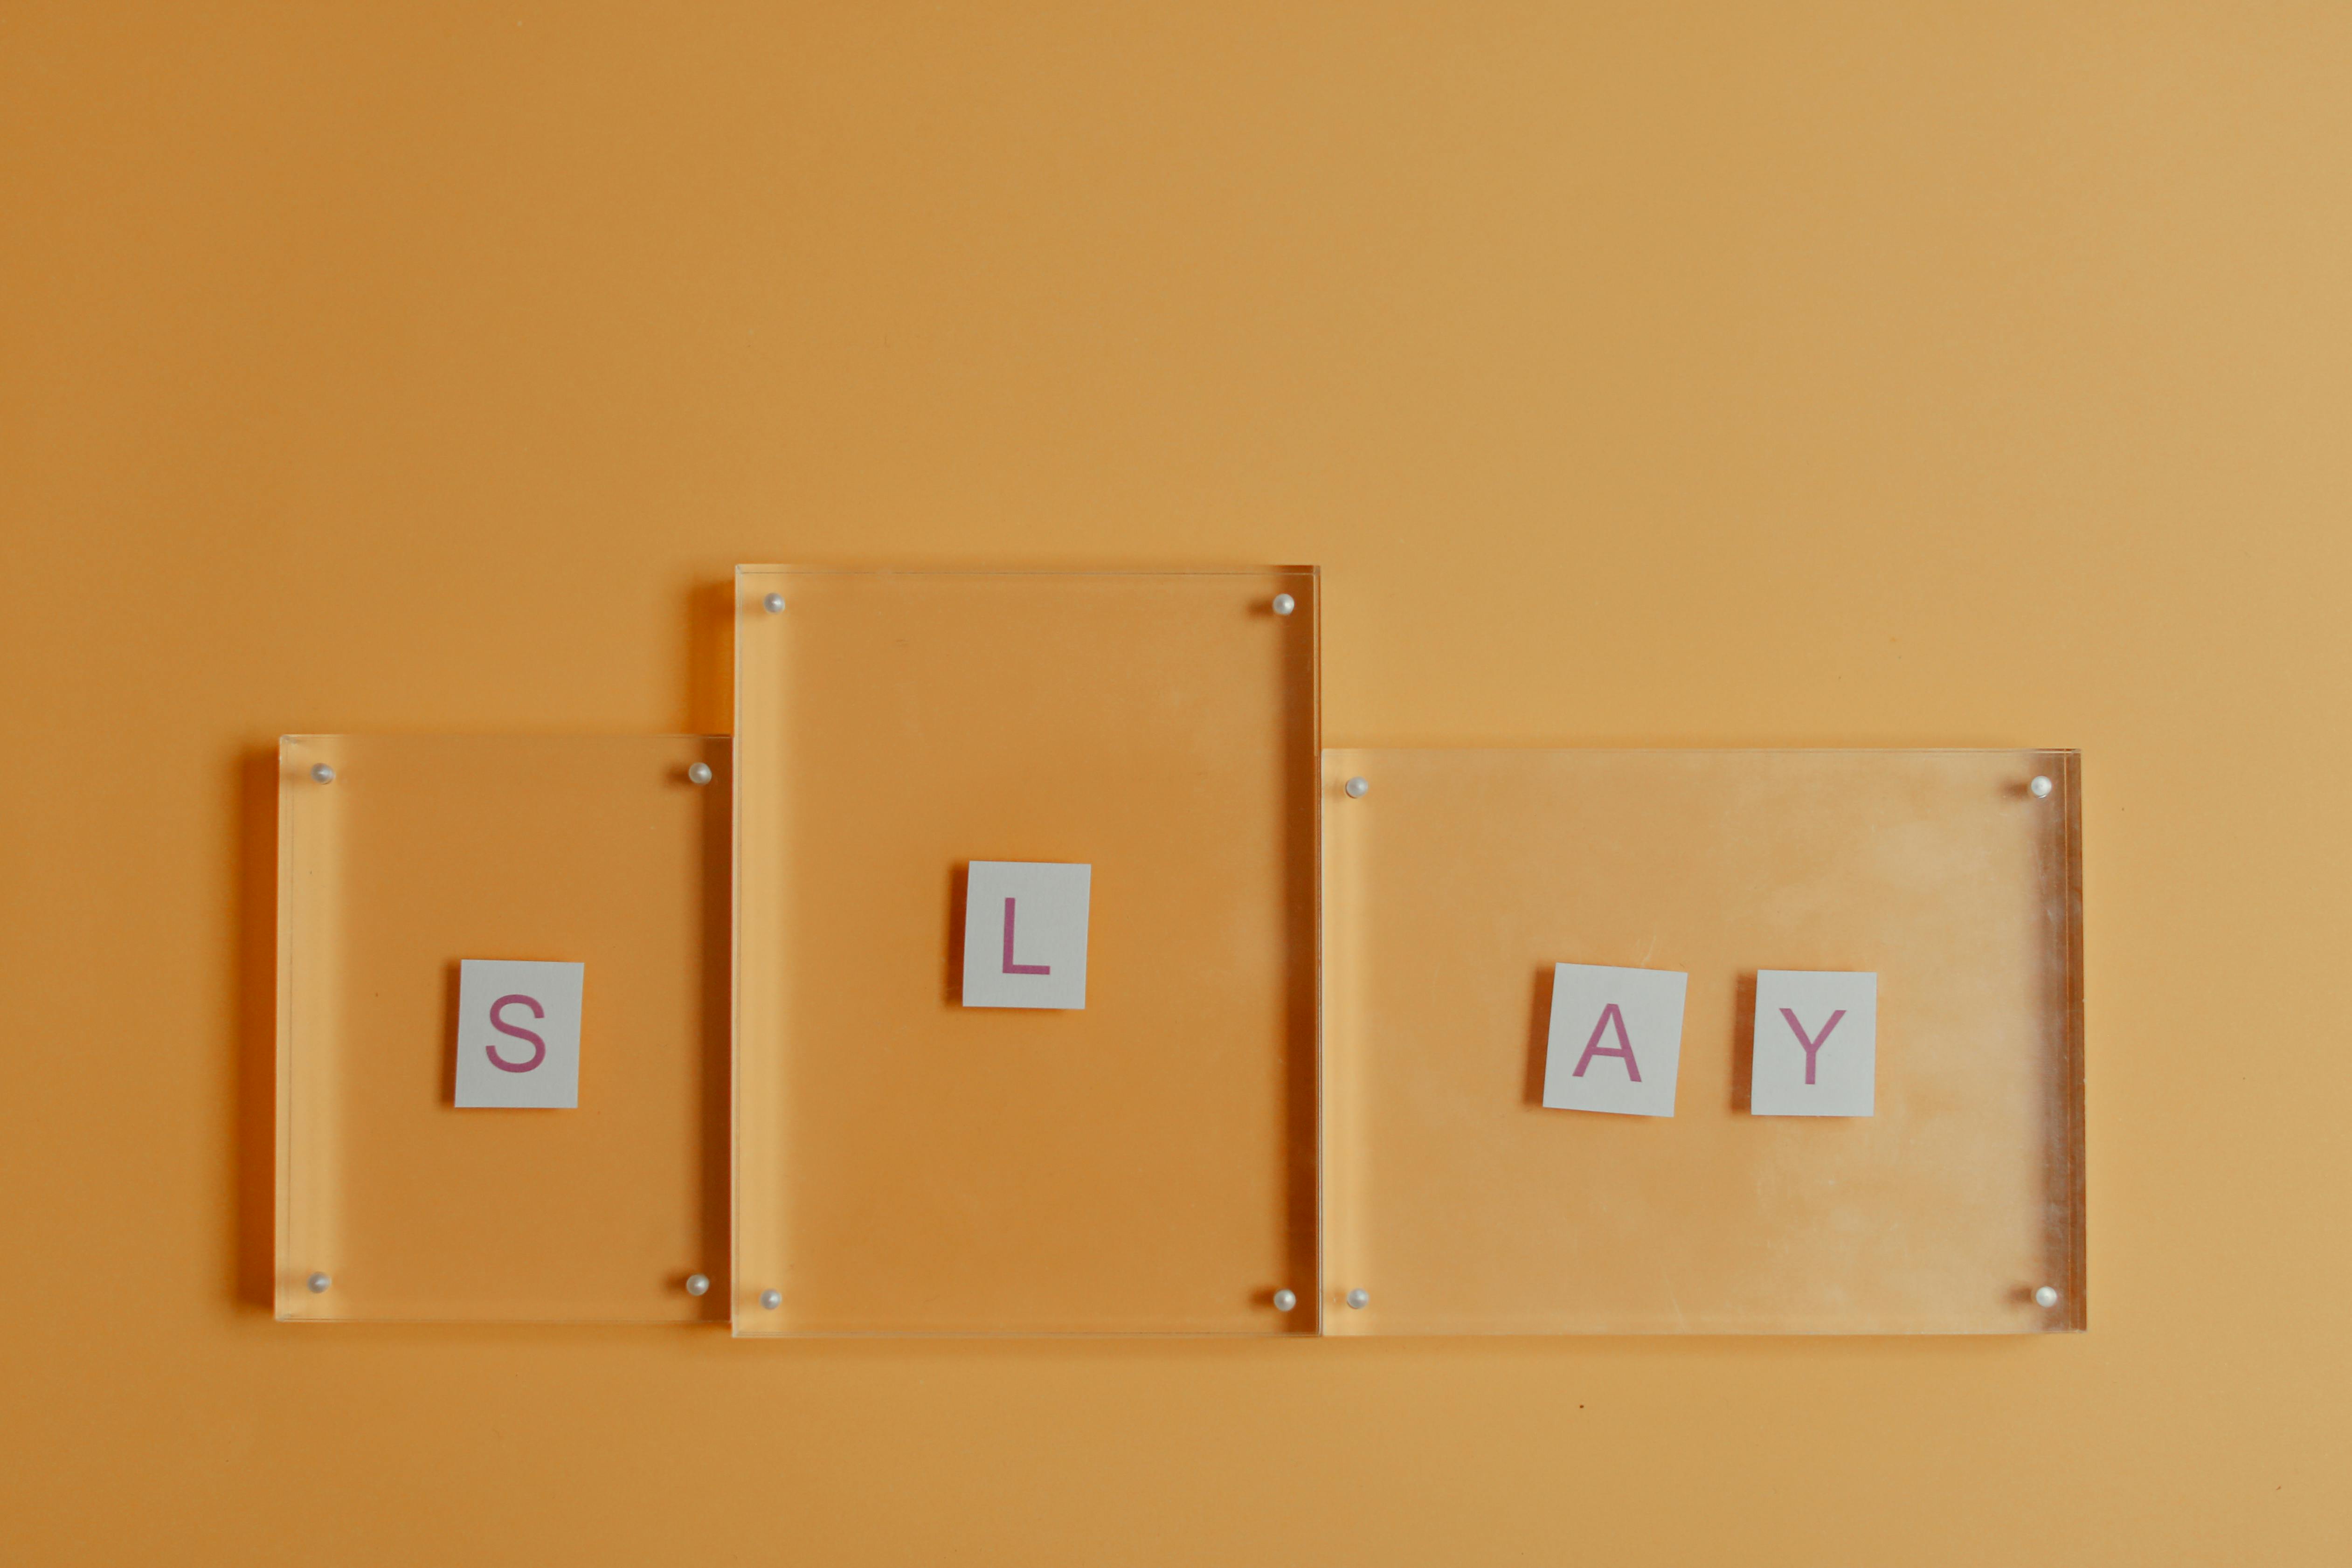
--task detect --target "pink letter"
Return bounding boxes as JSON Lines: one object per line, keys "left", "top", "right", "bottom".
{"left": 1779, "top": 1008, "right": 1846, "bottom": 1085}
{"left": 486, "top": 994, "right": 547, "bottom": 1073}
{"left": 1571, "top": 1002, "right": 1642, "bottom": 1082}
{"left": 1001, "top": 897, "right": 1051, "bottom": 975}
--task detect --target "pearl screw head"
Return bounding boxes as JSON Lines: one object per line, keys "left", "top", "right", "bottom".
{"left": 686, "top": 762, "right": 713, "bottom": 785}
{"left": 305, "top": 1271, "right": 331, "bottom": 1294}
{"left": 684, "top": 1273, "right": 710, "bottom": 1297}
{"left": 1272, "top": 593, "right": 1296, "bottom": 616}
{"left": 762, "top": 593, "right": 785, "bottom": 614}
{"left": 2034, "top": 1285, "right": 2060, "bottom": 1308}
{"left": 311, "top": 764, "right": 336, "bottom": 784}
{"left": 1346, "top": 1288, "right": 1370, "bottom": 1310}
{"left": 1344, "top": 777, "right": 1370, "bottom": 798}
{"left": 759, "top": 1289, "right": 782, "bottom": 1311}
{"left": 1272, "top": 1289, "right": 1297, "bottom": 1312}
{"left": 2029, "top": 775, "right": 2053, "bottom": 799}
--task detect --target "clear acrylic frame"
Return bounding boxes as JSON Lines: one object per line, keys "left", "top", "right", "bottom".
{"left": 732, "top": 568, "right": 1322, "bottom": 1336}
{"left": 1321, "top": 748, "right": 2084, "bottom": 1335}
{"left": 276, "top": 735, "right": 731, "bottom": 1323}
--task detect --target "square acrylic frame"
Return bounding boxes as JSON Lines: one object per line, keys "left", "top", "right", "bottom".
{"left": 276, "top": 735, "right": 731, "bottom": 1322}
{"left": 733, "top": 567, "right": 1321, "bottom": 1335}
{"left": 1321, "top": 748, "right": 2084, "bottom": 1335}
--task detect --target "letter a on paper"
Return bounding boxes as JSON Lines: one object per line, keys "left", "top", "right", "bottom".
{"left": 1542, "top": 963, "right": 1687, "bottom": 1118}
{"left": 1571, "top": 1003, "right": 1642, "bottom": 1082}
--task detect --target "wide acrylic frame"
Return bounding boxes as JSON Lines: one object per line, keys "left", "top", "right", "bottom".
{"left": 733, "top": 567, "right": 1321, "bottom": 1337}
{"left": 276, "top": 734, "right": 732, "bottom": 1323}
{"left": 1321, "top": 748, "right": 2085, "bottom": 1336}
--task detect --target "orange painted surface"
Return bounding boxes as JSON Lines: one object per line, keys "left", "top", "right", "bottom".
{"left": 3, "top": 4, "right": 2348, "bottom": 1562}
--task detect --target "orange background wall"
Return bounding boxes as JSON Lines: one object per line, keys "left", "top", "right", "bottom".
{"left": 3, "top": 4, "right": 2346, "bottom": 1562}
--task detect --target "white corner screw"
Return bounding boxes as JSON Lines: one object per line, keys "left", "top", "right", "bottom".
{"left": 686, "top": 762, "right": 713, "bottom": 785}
{"left": 1345, "top": 777, "right": 1370, "bottom": 798}
{"left": 2034, "top": 1285, "right": 2060, "bottom": 1308}
{"left": 1272, "top": 1289, "right": 1297, "bottom": 1312}
{"left": 1272, "top": 593, "right": 1296, "bottom": 616}
{"left": 763, "top": 593, "right": 785, "bottom": 614}
{"left": 684, "top": 1273, "right": 710, "bottom": 1297}
{"left": 1346, "top": 1288, "right": 1370, "bottom": 1310}
{"left": 759, "top": 1289, "right": 782, "bottom": 1311}
{"left": 311, "top": 764, "right": 336, "bottom": 784}
{"left": 2029, "top": 776, "right": 2053, "bottom": 799}
{"left": 305, "top": 1271, "right": 331, "bottom": 1294}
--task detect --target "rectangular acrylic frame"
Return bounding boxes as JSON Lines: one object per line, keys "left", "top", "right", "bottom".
{"left": 1321, "top": 748, "right": 2084, "bottom": 1335}
{"left": 733, "top": 567, "right": 1321, "bottom": 1335}
{"left": 276, "top": 735, "right": 732, "bottom": 1322}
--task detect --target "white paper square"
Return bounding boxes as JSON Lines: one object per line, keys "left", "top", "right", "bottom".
{"left": 1751, "top": 969, "right": 1876, "bottom": 1116}
{"left": 453, "top": 959, "right": 585, "bottom": 1108}
{"left": 961, "top": 861, "right": 1091, "bottom": 1009}
{"left": 1541, "top": 963, "right": 1688, "bottom": 1117}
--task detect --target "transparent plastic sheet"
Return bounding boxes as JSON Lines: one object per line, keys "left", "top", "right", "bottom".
{"left": 276, "top": 735, "right": 730, "bottom": 1322}
{"left": 1321, "top": 748, "right": 2083, "bottom": 1335}
{"left": 733, "top": 569, "right": 1321, "bottom": 1335}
